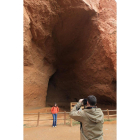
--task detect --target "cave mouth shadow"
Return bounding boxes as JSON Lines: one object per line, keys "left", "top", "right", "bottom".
{"left": 45, "top": 72, "right": 71, "bottom": 111}
{"left": 45, "top": 71, "right": 116, "bottom": 111}
{"left": 45, "top": 72, "right": 85, "bottom": 111}
{"left": 45, "top": 8, "right": 116, "bottom": 111}
{"left": 45, "top": 8, "right": 97, "bottom": 111}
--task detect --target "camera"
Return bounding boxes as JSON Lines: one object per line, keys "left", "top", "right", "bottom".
{"left": 82, "top": 98, "right": 87, "bottom": 106}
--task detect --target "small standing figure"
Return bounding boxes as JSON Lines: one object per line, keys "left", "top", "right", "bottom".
{"left": 51, "top": 103, "right": 59, "bottom": 127}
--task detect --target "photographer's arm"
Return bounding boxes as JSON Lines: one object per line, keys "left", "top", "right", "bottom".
{"left": 69, "top": 102, "right": 83, "bottom": 122}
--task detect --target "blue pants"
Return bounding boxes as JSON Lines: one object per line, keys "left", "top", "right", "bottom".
{"left": 52, "top": 114, "right": 57, "bottom": 126}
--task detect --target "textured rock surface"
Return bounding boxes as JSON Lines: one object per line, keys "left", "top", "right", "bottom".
{"left": 24, "top": 6, "right": 56, "bottom": 109}
{"left": 24, "top": 0, "right": 116, "bottom": 110}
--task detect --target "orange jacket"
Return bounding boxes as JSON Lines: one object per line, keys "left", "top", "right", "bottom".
{"left": 51, "top": 106, "right": 59, "bottom": 114}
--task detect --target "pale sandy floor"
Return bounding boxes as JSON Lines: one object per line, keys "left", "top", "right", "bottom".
{"left": 24, "top": 122, "right": 116, "bottom": 140}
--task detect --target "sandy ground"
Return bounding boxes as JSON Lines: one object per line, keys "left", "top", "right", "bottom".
{"left": 24, "top": 121, "right": 116, "bottom": 140}
{"left": 24, "top": 107, "right": 116, "bottom": 140}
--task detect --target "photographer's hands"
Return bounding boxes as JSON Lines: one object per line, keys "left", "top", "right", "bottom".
{"left": 79, "top": 99, "right": 84, "bottom": 103}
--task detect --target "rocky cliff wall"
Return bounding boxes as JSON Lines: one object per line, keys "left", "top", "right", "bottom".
{"left": 24, "top": 0, "right": 116, "bottom": 109}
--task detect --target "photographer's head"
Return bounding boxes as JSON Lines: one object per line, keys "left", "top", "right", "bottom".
{"left": 87, "top": 95, "right": 97, "bottom": 106}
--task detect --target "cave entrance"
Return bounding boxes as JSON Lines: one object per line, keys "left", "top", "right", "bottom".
{"left": 45, "top": 72, "right": 78, "bottom": 111}
{"left": 45, "top": 69, "right": 88, "bottom": 111}
{"left": 45, "top": 8, "right": 96, "bottom": 111}
{"left": 45, "top": 7, "right": 116, "bottom": 111}
{"left": 46, "top": 72, "right": 116, "bottom": 111}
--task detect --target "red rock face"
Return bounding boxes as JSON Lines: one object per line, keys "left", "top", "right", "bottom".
{"left": 24, "top": 0, "right": 116, "bottom": 110}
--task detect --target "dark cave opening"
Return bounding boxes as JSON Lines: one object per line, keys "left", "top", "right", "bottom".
{"left": 45, "top": 8, "right": 116, "bottom": 111}
{"left": 46, "top": 72, "right": 116, "bottom": 111}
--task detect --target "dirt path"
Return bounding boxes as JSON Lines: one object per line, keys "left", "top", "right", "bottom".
{"left": 24, "top": 122, "right": 116, "bottom": 140}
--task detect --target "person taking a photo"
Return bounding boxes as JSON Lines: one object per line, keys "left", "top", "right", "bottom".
{"left": 70, "top": 95, "right": 104, "bottom": 140}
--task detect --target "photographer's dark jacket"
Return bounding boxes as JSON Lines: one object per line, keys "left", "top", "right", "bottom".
{"left": 70, "top": 102, "right": 104, "bottom": 140}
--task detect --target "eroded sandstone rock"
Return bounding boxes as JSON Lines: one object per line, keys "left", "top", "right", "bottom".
{"left": 24, "top": 0, "right": 116, "bottom": 110}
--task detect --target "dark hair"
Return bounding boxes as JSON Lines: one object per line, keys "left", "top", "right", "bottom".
{"left": 87, "top": 95, "right": 97, "bottom": 106}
